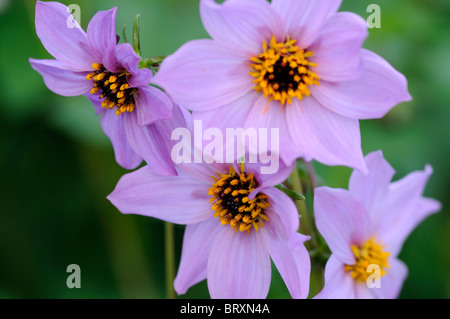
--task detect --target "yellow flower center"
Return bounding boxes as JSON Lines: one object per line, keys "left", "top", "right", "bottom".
{"left": 249, "top": 36, "right": 320, "bottom": 105}
{"left": 345, "top": 237, "right": 390, "bottom": 282}
{"left": 208, "top": 164, "right": 270, "bottom": 235}
{"left": 86, "top": 63, "right": 137, "bottom": 115}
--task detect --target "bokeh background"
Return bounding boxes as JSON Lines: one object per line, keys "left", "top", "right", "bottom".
{"left": 0, "top": 0, "right": 448, "bottom": 299}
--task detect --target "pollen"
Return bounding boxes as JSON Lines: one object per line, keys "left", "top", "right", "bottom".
{"left": 344, "top": 237, "right": 390, "bottom": 283}
{"left": 249, "top": 36, "right": 320, "bottom": 105}
{"left": 86, "top": 63, "right": 137, "bottom": 115}
{"left": 208, "top": 164, "right": 270, "bottom": 235}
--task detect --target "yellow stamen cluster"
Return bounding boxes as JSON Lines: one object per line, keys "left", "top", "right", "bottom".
{"left": 86, "top": 63, "right": 136, "bottom": 115}
{"left": 208, "top": 164, "right": 270, "bottom": 235}
{"left": 345, "top": 237, "right": 390, "bottom": 282}
{"left": 249, "top": 36, "right": 320, "bottom": 105}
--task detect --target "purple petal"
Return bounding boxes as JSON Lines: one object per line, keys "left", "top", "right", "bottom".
{"left": 286, "top": 97, "right": 367, "bottom": 173}
{"left": 174, "top": 218, "right": 222, "bottom": 295}
{"left": 123, "top": 110, "right": 177, "bottom": 176}
{"left": 261, "top": 187, "right": 299, "bottom": 240}
{"left": 314, "top": 255, "right": 355, "bottom": 299}
{"left": 349, "top": 150, "right": 395, "bottom": 225}
{"left": 309, "top": 12, "right": 368, "bottom": 82}
{"left": 29, "top": 58, "right": 92, "bottom": 96}
{"left": 207, "top": 228, "right": 271, "bottom": 299}
{"left": 107, "top": 166, "right": 212, "bottom": 224}
{"left": 376, "top": 165, "right": 441, "bottom": 256}
{"left": 115, "top": 43, "right": 153, "bottom": 87}
{"left": 373, "top": 258, "right": 408, "bottom": 299}
{"left": 314, "top": 187, "right": 372, "bottom": 265}
{"left": 200, "top": 0, "right": 284, "bottom": 55}
{"left": 100, "top": 109, "right": 142, "bottom": 170}
{"left": 135, "top": 86, "right": 173, "bottom": 127}
{"left": 354, "top": 282, "right": 376, "bottom": 299}
{"left": 87, "top": 7, "right": 118, "bottom": 72}
{"left": 271, "top": 0, "right": 342, "bottom": 48}
{"left": 311, "top": 49, "right": 412, "bottom": 119}
{"left": 153, "top": 39, "right": 253, "bottom": 111}
{"left": 243, "top": 96, "right": 299, "bottom": 166}
{"left": 263, "top": 213, "right": 310, "bottom": 299}
{"left": 35, "top": 1, "right": 94, "bottom": 71}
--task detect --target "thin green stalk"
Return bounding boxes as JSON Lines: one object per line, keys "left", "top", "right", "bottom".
{"left": 164, "top": 222, "right": 176, "bottom": 299}
{"left": 290, "top": 165, "right": 317, "bottom": 248}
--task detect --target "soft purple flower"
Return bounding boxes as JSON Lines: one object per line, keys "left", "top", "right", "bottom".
{"left": 314, "top": 151, "right": 441, "bottom": 299}
{"left": 107, "top": 159, "right": 310, "bottom": 299}
{"left": 29, "top": 1, "right": 178, "bottom": 174}
{"left": 153, "top": 0, "right": 411, "bottom": 173}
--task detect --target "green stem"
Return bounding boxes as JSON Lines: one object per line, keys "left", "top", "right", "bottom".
{"left": 164, "top": 222, "right": 176, "bottom": 299}
{"left": 290, "top": 164, "right": 317, "bottom": 248}
{"left": 133, "top": 14, "right": 141, "bottom": 56}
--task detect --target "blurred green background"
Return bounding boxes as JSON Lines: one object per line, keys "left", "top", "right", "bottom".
{"left": 0, "top": 0, "right": 448, "bottom": 299}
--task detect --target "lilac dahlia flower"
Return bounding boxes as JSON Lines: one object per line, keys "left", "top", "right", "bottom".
{"left": 154, "top": 0, "right": 411, "bottom": 173}
{"left": 314, "top": 151, "right": 441, "bottom": 299}
{"left": 108, "top": 160, "right": 311, "bottom": 299}
{"left": 29, "top": 1, "right": 178, "bottom": 174}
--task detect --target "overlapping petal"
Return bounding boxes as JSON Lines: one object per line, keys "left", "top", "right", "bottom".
{"left": 107, "top": 166, "right": 212, "bottom": 224}
{"left": 153, "top": 39, "right": 253, "bottom": 111}
{"left": 87, "top": 7, "right": 119, "bottom": 72}
{"left": 349, "top": 150, "right": 395, "bottom": 222}
{"left": 200, "top": 0, "right": 284, "bottom": 55}
{"left": 35, "top": 1, "right": 95, "bottom": 71}
{"left": 263, "top": 214, "right": 310, "bottom": 299}
{"left": 309, "top": 12, "right": 368, "bottom": 82}
{"left": 174, "top": 218, "right": 222, "bottom": 295}
{"left": 314, "top": 187, "right": 372, "bottom": 265}
{"left": 311, "top": 49, "right": 412, "bottom": 119}
{"left": 29, "top": 59, "right": 92, "bottom": 96}
{"left": 207, "top": 228, "right": 271, "bottom": 299}
{"left": 271, "top": 0, "right": 342, "bottom": 48}
{"left": 100, "top": 109, "right": 142, "bottom": 170}
{"left": 134, "top": 86, "right": 173, "bottom": 127}
{"left": 286, "top": 97, "right": 367, "bottom": 173}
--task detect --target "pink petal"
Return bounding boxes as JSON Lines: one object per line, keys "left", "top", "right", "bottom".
{"left": 314, "top": 255, "right": 355, "bottom": 299}
{"left": 174, "top": 218, "right": 222, "bottom": 295}
{"left": 29, "top": 59, "right": 92, "bottom": 96}
{"left": 309, "top": 12, "right": 368, "bottom": 82}
{"left": 87, "top": 7, "right": 118, "bottom": 72}
{"left": 135, "top": 86, "right": 173, "bottom": 127}
{"left": 373, "top": 258, "right": 408, "bottom": 299}
{"left": 376, "top": 165, "right": 441, "bottom": 256}
{"left": 244, "top": 96, "right": 299, "bottom": 166}
{"left": 35, "top": 1, "right": 95, "bottom": 71}
{"left": 271, "top": 0, "right": 342, "bottom": 48}
{"left": 354, "top": 282, "right": 376, "bottom": 299}
{"left": 123, "top": 110, "right": 178, "bottom": 176}
{"left": 262, "top": 188, "right": 299, "bottom": 240}
{"left": 286, "top": 97, "right": 367, "bottom": 173}
{"left": 314, "top": 187, "right": 372, "bottom": 265}
{"left": 153, "top": 39, "right": 253, "bottom": 112}
{"left": 100, "top": 109, "right": 142, "bottom": 170}
{"left": 115, "top": 43, "right": 153, "bottom": 87}
{"left": 311, "top": 49, "right": 412, "bottom": 119}
{"left": 107, "top": 166, "right": 212, "bottom": 224}
{"left": 200, "top": 0, "right": 284, "bottom": 56}
{"left": 263, "top": 213, "right": 310, "bottom": 299}
{"left": 207, "top": 227, "right": 271, "bottom": 299}
{"left": 349, "top": 150, "right": 395, "bottom": 224}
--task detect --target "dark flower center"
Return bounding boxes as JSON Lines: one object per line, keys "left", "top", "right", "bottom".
{"left": 208, "top": 164, "right": 270, "bottom": 234}
{"left": 249, "top": 36, "right": 320, "bottom": 105}
{"left": 86, "top": 63, "right": 137, "bottom": 115}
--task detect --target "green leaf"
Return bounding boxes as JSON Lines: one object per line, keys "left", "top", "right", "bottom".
{"left": 133, "top": 14, "right": 141, "bottom": 56}
{"left": 275, "top": 184, "right": 305, "bottom": 201}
